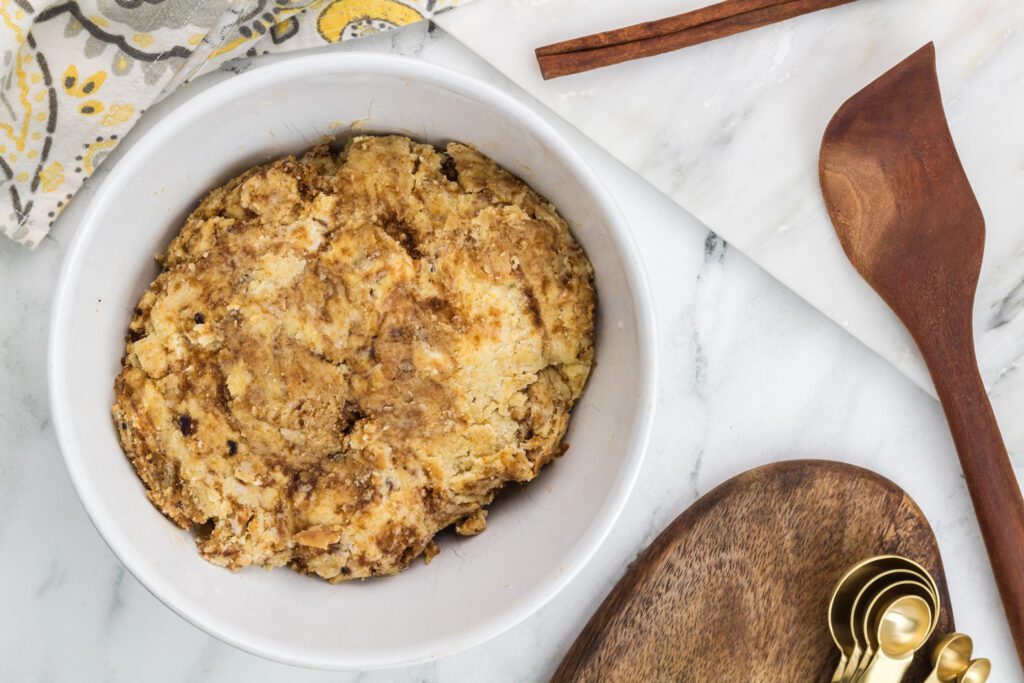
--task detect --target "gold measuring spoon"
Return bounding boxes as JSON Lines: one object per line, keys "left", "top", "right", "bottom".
{"left": 958, "top": 658, "right": 991, "bottom": 683}
{"left": 847, "top": 571, "right": 937, "bottom": 681}
{"left": 858, "top": 595, "right": 934, "bottom": 683}
{"left": 827, "top": 556, "right": 938, "bottom": 682}
{"left": 924, "top": 633, "right": 974, "bottom": 683}
{"left": 855, "top": 580, "right": 937, "bottom": 681}
{"left": 829, "top": 559, "right": 887, "bottom": 682}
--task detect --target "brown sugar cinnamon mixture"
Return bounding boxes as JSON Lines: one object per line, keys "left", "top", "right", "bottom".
{"left": 112, "top": 135, "right": 595, "bottom": 582}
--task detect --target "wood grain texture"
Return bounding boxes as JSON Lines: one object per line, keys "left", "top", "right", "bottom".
{"left": 553, "top": 460, "right": 953, "bottom": 682}
{"left": 820, "top": 43, "right": 1024, "bottom": 666}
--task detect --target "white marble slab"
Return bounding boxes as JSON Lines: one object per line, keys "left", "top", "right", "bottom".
{"left": 2, "top": 22, "right": 1021, "bottom": 682}
{"left": 437, "top": 0, "right": 1024, "bottom": 459}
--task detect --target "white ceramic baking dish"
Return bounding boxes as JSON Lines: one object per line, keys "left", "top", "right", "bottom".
{"left": 48, "top": 53, "right": 656, "bottom": 669}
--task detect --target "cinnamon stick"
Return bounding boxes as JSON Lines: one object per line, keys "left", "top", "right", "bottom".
{"left": 536, "top": 0, "right": 790, "bottom": 57}
{"left": 536, "top": 0, "right": 857, "bottom": 80}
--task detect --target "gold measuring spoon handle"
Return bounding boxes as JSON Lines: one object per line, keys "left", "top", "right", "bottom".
{"left": 831, "top": 654, "right": 848, "bottom": 683}
{"left": 857, "top": 652, "right": 913, "bottom": 683}
{"left": 841, "top": 647, "right": 866, "bottom": 682}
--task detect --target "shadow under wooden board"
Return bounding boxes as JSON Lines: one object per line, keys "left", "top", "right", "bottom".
{"left": 553, "top": 460, "right": 953, "bottom": 682}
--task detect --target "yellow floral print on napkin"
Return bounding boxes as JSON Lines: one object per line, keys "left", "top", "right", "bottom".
{"left": 1, "top": 0, "right": 469, "bottom": 248}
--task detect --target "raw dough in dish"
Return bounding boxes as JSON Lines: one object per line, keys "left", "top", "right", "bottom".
{"left": 112, "top": 135, "right": 595, "bottom": 582}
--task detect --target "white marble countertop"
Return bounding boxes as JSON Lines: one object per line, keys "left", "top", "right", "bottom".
{"left": 439, "top": 0, "right": 1024, "bottom": 459}
{"left": 1, "top": 21, "right": 1021, "bottom": 682}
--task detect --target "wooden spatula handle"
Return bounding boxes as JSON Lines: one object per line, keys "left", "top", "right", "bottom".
{"left": 920, "top": 324, "right": 1024, "bottom": 660}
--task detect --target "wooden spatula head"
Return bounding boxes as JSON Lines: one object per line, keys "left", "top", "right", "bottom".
{"left": 819, "top": 43, "right": 985, "bottom": 334}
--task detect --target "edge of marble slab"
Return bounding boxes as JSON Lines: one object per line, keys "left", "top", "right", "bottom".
{"left": 435, "top": 3, "right": 1024, "bottom": 461}
{"left": 433, "top": 2, "right": 935, "bottom": 389}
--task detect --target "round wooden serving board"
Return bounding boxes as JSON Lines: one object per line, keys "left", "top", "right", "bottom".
{"left": 554, "top": 460, "right": 954, "bottom": 682}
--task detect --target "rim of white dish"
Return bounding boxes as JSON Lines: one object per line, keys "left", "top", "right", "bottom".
{"left": 48, "top": 53, "right": 657, "bottom": 670}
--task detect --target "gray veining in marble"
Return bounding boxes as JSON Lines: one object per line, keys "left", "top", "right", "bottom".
{"left": 437, "top": 0, "right": 1024, "bottom": 461}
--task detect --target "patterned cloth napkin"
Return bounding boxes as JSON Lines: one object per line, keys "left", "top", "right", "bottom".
{"left": 1, "top": 0, "right": 469, "bottom": 248}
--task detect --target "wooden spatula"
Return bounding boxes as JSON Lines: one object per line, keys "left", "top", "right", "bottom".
{"left": 819, "top": 42, "right": 1024, "bottom": 665}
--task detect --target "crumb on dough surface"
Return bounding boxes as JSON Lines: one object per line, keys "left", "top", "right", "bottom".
{"left": 112, "top": 135, "right": 595, "bottom": 582}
